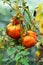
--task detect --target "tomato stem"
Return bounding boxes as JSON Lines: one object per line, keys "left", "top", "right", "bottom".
{"left": 16, "top": 60, "right": 19, "bottom": 65}
{"left": 22, "top": 0, "right": 32, "bottom": 22}
{"left": 25, "top": 9, "right": 32, "bottom": 22}
{"left": 21, "top": 0, "right": 32, "bottom": 33}
{"left": 19, "top": 22, "right": 23, "bottom": 40}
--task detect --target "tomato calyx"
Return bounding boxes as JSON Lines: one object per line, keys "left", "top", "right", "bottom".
{"left": 22, "top": 31, "right": 31, "bottom": 37}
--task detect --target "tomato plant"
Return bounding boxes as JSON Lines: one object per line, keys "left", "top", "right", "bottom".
{"left": 0, "top": 0, "right": 43, "bottom": 65}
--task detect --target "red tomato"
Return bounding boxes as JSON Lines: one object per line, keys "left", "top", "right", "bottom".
{"left": 11, "top": 16, "right": 19, "bottom": 25}
{"left": 22, "top": 31, "right": 37, "bottom": 48}
{"left": 6, "top": 23, "right": 20, "bottom": 39}
{"left": 11, "top": 14, "right": 24, "bottom": 25}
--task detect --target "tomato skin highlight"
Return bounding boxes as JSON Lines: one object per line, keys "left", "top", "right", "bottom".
{"left": 6, "top": 23, "right": 20, "bottom": 39}
{"left": 22, "top": 31, "right": 37, "bottom": 48}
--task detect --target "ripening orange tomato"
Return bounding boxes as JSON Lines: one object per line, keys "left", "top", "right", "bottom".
{"left": 27, "top": 31, "right": 37, "bottom": 39}
{"left": 22, "top": 31, "right": 37, "bottom": 48}
{"left": 6, "top": 23, "right": 20, "bottom": 39}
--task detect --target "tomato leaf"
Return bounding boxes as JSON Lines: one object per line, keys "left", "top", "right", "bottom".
{"left": 6, "top": 58, "right": 15, "bottom": 64}
{"left": 16, "top": 46, "right": 25, "bottom": 51}
{"left": 10, "top": 42, "right": 15, "bottom": 46}
{"left": 15, "top": 53, "right": 22, "bottom": 61}
{"left": 14, "top": 50, "right": 29, "bottom": 61}
{"left": 2, "top": 58, "right": 9, "bottom": 62}
{"left": 20, "top": 57, "right": 29, "bottom": 65}
{"left": 7, "top": 47, "right": 15, "bottom": 56}
{"left": 20, "top": 51, "right": 30, "bottom": 55}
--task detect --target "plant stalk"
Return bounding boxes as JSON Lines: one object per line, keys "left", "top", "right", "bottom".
{"left": 19, "top": 22, "right": 23, "bottom": 41}
{"left": 16, "top": 60, "right": 19, "bottom": 65}
{"left": 22, "top": 0, "right": 32, "bottom": 22}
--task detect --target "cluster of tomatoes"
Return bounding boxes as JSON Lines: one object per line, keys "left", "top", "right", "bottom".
{"left": 6, "top": 14, "right": 37, "bottom": 48}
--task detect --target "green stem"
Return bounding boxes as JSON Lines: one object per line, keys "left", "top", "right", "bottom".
{"left": 16, "top": 60, "right": 19, "bottom": 65}
{"left": 22, "top": 0, "right": 32, "bottom": 30}
{"left": 19, "top": 22, "right": 23, "bottom": 41}
{"left": 22, "top": 0, "right": 32, "bottom": 22}
{"left": 24, "top": 8, "right": 32, "bottom": 22}
{"left": 3, "top": 0, "right": 14, "bottom": 10}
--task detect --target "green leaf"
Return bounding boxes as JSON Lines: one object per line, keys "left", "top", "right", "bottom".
{"left": 0, "top": 53, "right": 3, "bottom": 65}
{"left": 16, "top": 46, "right": 25, "bottom": 51}
{"left": 15, "top": 53, "right": 22, "bottom": 61}
{"left": 7, "top": 47, "right": 15, "bottom": 56}
{"left": 10, "top": 42, "right": 15, "bottom": 46}
{"left": 6, "top": 0, "right": 10, "bottom": 1}
{"left": 14, "top": 50, "right": 29, "bottom": 61}
{"left": 21, "top": 51, "right": 30, "bottom": 55}
{"left": 2, "top": 58, "right": 9, "bottom": 62}
{"left": 20, "top": 58, "right": 29, "bottom": 65}
{"left": 6, "top": 58, "right": 15, "bottom": 64}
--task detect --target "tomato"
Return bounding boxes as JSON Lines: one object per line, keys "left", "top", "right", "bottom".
{"left": 11, "top": 16, "right": 19, "bottom": 25}
{"left": 11, "top": 14, "right": 24, "bottom": 25}
{"left": 27, "top": 31, "right": 37, "bottom": 39}
{"left": 22, "top": 31, "right": 37, "bottom": 48}
{"left": 6, "top": 23, "right": 20, "bottom": 39}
